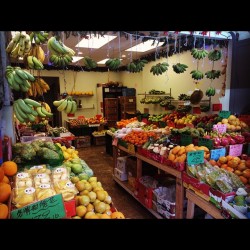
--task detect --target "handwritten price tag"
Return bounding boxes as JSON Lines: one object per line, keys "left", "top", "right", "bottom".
{"left": 219, "top": 110, "right": 231, "bottom": 119}
{"left": 210, "top": 148, "right": 226, "bottom": 161}
{"left": 180, "top": 134, "right": 192, "bottom": 146}
{"left": 229, "top": 144, "right": 243, "bottom": 156}
{"left": 198, "top": 137, "right": 213, "bottom": 150}
{"left": 213, "top": 124, "right": 227, "bottom": 134}
{"left": 11, "top": 194, "right": 66, "bottom": 219}
{"left": 112, "top": 138, "right": 118, "bottom": 146}
{"left": 187, "top": 150, "right": 204, "bottom": 165}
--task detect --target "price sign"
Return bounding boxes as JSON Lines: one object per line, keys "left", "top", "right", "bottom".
{"left": 198, "top": 137, "right": 213, "bottom": 150}
{"left": 219, "top": 110, "right": 231, "bottom": 119}
{"left": 187, "top": 150, "right": 204, "bottom": 165}
{"left": 213, "top": 124, "right": 227, "bottom": 134}
{"left": 180, "top": 134, "right": 192, "bottom": 146}
{"left": 229, "top": 144, "right": 243, "bottom": 157}
{"left": 11, "top": 194, "right": 66, "bottom": 219}
{"left": 127, "top": 143, "right": 135, "bottom": 154}
{"left": 248, "top": 143, "right": 250, "bottom": 156}
{"left": 112, "top": 138, "right": 118, "bottom": 146}
{"left": 210, "top": 148, "right": 226, "bottom": 161}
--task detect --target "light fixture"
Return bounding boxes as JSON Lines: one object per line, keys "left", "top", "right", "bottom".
{"left": 125, "top": 40, "right": 164, "bottom": 52}
{"left": 97, "top": 58, "right": 110, "bottom": 64}
{"left": 75, "top": 35, "right": 117, "bottom": 49}
{"left": 72, "top": 56, "right": 84, "bottom": 63}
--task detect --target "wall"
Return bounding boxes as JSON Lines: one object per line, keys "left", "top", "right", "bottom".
{"left": 120, "top": 43, "right": 232, "bottom": 115}
{"left": 39, "top": 70, "right": 121, "bottom": 122}
{"left": 35, "top": 43, "right": 233, "bottom": 121}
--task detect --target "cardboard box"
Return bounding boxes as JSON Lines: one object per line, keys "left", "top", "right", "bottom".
{"left": 114, "top": 167, "right": 128, "bottom": 181}
{"left": 152, "top": 200, "right": 175, "bottom": 219}
{"left": 75, "top": 136, "right": 91, "bottom": 148}
{"left": 93, "top": 136, "right": 106, "bottom": 146}
{"left": 116, "top": 156, "right": 129, "bottom": 172}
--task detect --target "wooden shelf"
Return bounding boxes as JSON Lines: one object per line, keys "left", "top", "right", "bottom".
{"left": 113, "top": 176, "right": 163, "bottom": 219}
{"left": 72, "top": 95, "right": 94, "bottom": 97}
{"left": 138, "top": 93, "right": 171, "bottom": 97}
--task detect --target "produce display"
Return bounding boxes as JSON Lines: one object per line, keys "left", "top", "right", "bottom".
{"left": 29, "top": 31, "right": 49, "bottom": 45}
{"left": 27, "top": 78, "right": 50, "bottom": 97}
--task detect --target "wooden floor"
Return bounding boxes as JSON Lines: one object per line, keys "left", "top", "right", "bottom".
{"left": 78, "top": 145, "right": 155, "bottom": 219}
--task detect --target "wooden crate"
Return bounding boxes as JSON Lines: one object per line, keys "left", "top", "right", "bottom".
{"left": 104, "top": 98, "right": 118, "bottom": 107}
{"left": 118, "top": 96, "right": 136, "bottom": 105}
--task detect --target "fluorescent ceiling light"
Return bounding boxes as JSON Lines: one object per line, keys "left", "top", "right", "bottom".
{"left": 97, "top": 58, "right": 110, "bottom": 64}
{"left": 72, "top": 56, "right": 83, "bottom": 63}
{"left": 97, "top": 58, "right": 122, "bottom": 64}
{"left": 75, "top": 35, "right": 117, "bottom": 49}
{"left": 126, "top": 40, "right": 164, "bottom": 52}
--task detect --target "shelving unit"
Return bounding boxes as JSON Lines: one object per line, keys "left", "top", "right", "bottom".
{"left": 113, "top": 175, "right": 163, "bottom": 219}
{"left": 112, "top": 144, "right": 184, "bottom": 219}
{"left": 138, "top": 88, "right": 172, "bottom": 97}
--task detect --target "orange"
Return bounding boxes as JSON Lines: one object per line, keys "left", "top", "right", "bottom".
{"left": 226, "top": 155, "right": 233, "bottom": 161}
{"left": 0, "top": 167, "right": 4, "bottom": 182}
{"left": 0, "top": 183, "right": 11, "bottom": 203}
{"left": 111, "top": 211, "right": 125, "bottom": 219}
{"left": 1, "top": 161, "right": 17, "bottom": 176}
{"left": 234, "top": 170, "right": 243, "bottom": 176}
{"left": 209, "top": 160, "right": 217, "bottom": 166}
{"left": 219, "top": 156, "right": 227, "bottom": 164}
{"left": 242, "top": 169, "right": 250, "bottom": 179}
{"left": 1, "top": 176, "right": 9, "bottom": 184}
{"left": 0, "top": 203, "right": 8, "bottom": 219}
{"left": 221, "top": 164, "right": 228, "bottom": 170}
{"left": 239, "top": 176, "right": 248, "bottom": 185}
{"left": 228, "top": 160, "right": 238, "bottom": 169}
{"left": 226, "top": 167, "right": 234, "bottom": 172}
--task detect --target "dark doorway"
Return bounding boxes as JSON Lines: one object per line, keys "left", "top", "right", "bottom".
{"left": 40, "top": 77, "right": 62, "bottom": 127}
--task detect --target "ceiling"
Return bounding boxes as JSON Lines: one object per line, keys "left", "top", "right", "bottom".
{"left": 10, "top": 31, "right": 249, "bottom": 69}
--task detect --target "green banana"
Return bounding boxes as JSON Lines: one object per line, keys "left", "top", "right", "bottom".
{"left": 14, "top": 101, "right": 28, "bottom": 119}
{"left": 26, "top": 113, "right": 36, "bottom": 122}
{"left": 48, "top": 37, "right": 65, "bottom": 54}
{"left": 27, "top": 56, "right": 35, "bottom": 68}
{"left": 16, "top": 99, "right": 32, "bottom": 114}
{"left": 22, "top": 71, "right": 35, "bottom": 82}
{"left": 13, "top": 72, "right": 24, "bottom": 85}
{"left": 13, "top": 103, "right": 25, "bottom": 123}
{"left": 65, "top": 100, "right": 73, "bottom": 114}
{"left": 53, "top": 99, "right": 64, "bottom": 107}
{"left": 36, "top": 106, "right": 46, "bottom": 117}
{"left": 41, "top": 106, "right": 53, "bottom": 117}
{"left": 70, "top": 101, "right": 77, "bottom": 114}
{"left": 24, "top": 98, "right": 41, "bottom": 107}
{"left": 15, "top": 69, "right": 28, "bottom": 80}
{"left": 57, "top": 99, "right": 68, "bottom": 111}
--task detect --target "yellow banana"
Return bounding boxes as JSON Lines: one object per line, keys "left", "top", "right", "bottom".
{"left": 53, "top": 99, "right": 64, "bottom": 107}
{"left": 65, "top": 100, "right": 72, "bottom": 114}
{"left": 57, "top": 99, "right": 68, "bottom": 111}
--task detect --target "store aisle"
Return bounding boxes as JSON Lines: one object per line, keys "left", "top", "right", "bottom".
{"left": 78, "top": 145, "right": 155, "bottom": 219}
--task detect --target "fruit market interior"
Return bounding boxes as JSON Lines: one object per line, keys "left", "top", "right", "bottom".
{"left": 0, "top": 31, "right": 250, "bottom": 219}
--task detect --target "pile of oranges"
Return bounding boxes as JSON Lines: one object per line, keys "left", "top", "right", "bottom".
{"left": 0, "top": 161, "right": 18, "bottom": 219}
{"left": 209, "top": 156, "right": 250, "bottom": 185}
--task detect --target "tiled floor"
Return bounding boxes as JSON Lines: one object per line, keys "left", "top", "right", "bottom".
{"left": 78, "top": 145, "right": 155, "bottom": 219}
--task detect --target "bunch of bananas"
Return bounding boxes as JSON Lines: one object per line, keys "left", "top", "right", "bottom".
{"left": 5, "top": 66, "right": 35, "bottom": 92}
{"left": 150, "top": 62, "right": 169, "bottom": 75}
{"left": 178, "top": 94, "right": 190, "bottom": 101}
{"left": 53, "top": 97, "right": 77, "bottom": 114}
{"left": 47, "top": 36, "right": 75, "bottom": 67}
{"left": 29, "top": 31, "right": 49, "bottom": 45}
{"left": 127, "top": 59, "right": 148, "bottom": 73}
{"left": 172, "top": 63, "right": 188, "bottom": 74}
{"left": 205, "top": 70, "right": 221, "bottom": 79}
{"left": 190, "top": 70, "right": 204, "bottom": 80}
{"left": 6, "top": 31, "right": 31, "bottom": 58}
{"left": 205, "top": 87, "right": 216, "bottom": 97}
{"left": 36, "top": 104, "right": 53, "bottom": 118}
{"left": 191, "top": 48, "right": 208, "bottom": 60}
{"left": 200, "top": 105, "right": 210, "bottom": 112}
{"left": 27, "top": 78, "right": 50, "bottom": 97}
{"left": 41, "top": 102, "right": 52, "bottom": 113}
{"left": 83, "top": 56, "right": 97, "bottom": 69}
{"left": 105, "top": 58, "right": 121, "bottom": 70}
{"left": 208, "top": 49, "right": 222, "bottom": 61}
{"left": 28, "top": 45, "right": 45, "bottom": 63}
{"left": 26, "top": 56, "right": 44, "bottom": 70}
{"left": 13, "top": 98, "right": 41, "bottom": 123}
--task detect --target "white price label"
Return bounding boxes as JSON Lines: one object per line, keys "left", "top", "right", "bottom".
{"left": 55, "top": 168, "right": 64, "bottom": 174}
{"left": 39, "top": 184, "right": 50, "bottom": 189}
{"left": 65, "top": 181, "right": 74, "bottom": 188}
{"left": 36, "top": 174, "right": 46, "bottom": 178}
{"left": 24, "top": 187, "right": 35, "bottom": 194}
{"left": 17, "top": 172, "right": 29, "bottom": 178}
